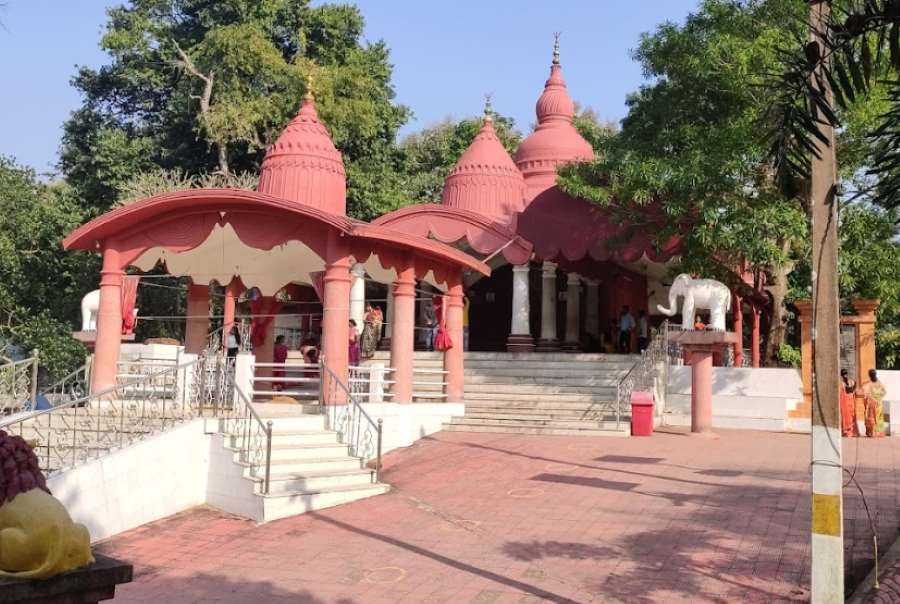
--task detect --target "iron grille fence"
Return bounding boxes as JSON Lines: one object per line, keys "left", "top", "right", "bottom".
{"left": 615, "top": 320, "right": 677, "bottom": 431}
{"left": 0, "top": 354, "right": 39, "bottom": 415}
{"left": 320, "top": 360, "right": 383, "bottom": 481}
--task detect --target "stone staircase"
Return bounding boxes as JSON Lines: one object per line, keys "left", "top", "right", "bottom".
{"left": 209, "top": 404, "right": 389, "bottom": 523}
{"left": 369, "top": 351, "right": 638, "bottom": 435}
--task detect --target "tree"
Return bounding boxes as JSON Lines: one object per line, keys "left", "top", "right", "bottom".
{"left": 0, "top": 157, "right": 94, "bottom": 382}
{"left": 60, "top": 0, "right": 409, "bottom": 220}
{"left": 558, "top": 0, "right": 809, "bottom": 361}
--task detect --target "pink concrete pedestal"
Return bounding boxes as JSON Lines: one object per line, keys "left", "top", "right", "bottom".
{"left": 671, "top": 330, "right": 738, "bottom": 437}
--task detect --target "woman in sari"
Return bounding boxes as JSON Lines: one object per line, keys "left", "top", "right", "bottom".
{"left": 862, "top": 368, "right": 887, "bottom": 438}
{"left": 839, "top": 368, "right": 859, "bottom": 437}
{"left": 360, "top": 304, "right": 381, "bottom": 359}
{"left": 348, "top": 319, "right": 361, "bottom": 366}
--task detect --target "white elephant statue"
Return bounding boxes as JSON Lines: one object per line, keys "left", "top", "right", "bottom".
{"left": 657, "top": 274, "right": 732, "bottom": 331}
{"left": 80, "top": 289, "right": 138, "bottom": 332}
{"left": 80, "top": 290, "right": 100, "bottom": 331}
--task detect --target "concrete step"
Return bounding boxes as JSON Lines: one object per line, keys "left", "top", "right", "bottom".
{"left": 262, "top": 483, "right": 390, "bottom": 522}
{"left": 463, "top": 374, "right": 622, "bottom": 386}
{"left": 263, "top": 443, "right": 350, "bottom": 462}
{"left": 226, "top": 430, "right": 339, "bottom": 447}
{"left": 260, "top": 468, "right": 375, "bottom": 494}
{"left": 441, "top": 422, "right": 629, "bottom": 436}
{"left": 265, "top": 456, "right": 364, "bottom": 474}
{"left": 463, "top": 409, "right": 619, "bottom": 422}
{"left": 447, "top": 417, "right": 628, "bottom": 431}
{"left": 462, "top": 391, "right": 614, "bottom": 403}
{"left": 464, "top": 400, "right": 615, "bottom": 411}
{"left": 464, "top": 383, "right": 617, "bottom": 396}
{"left": 369, "top": 351, "right": 639, "bottom": 363}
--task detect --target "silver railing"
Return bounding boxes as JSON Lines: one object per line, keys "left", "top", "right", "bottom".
{"left": 41, "top": 363, "right": 91, "bottom": 408}
{"left": 0, "top": 359, "right": 201, "bottom": 474}
{"left": 251, "top": 362, "right": 320, "bottom": 400}
{"left": 0, "top": 353, "right": 39, "bottom": 415}
{"left": 615, "top": 320, "right": 675, "bottom": 431}
{"left": 320, "top": 360, "right": 383, "bottom": 481}
{"left": 220, "top": 376, "right": 273, "bottom": 494}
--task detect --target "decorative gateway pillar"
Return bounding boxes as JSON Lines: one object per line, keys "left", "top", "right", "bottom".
{"left": 732, "top": 293, "right": 744, "bottom": 367}
{"left": 184, "top": 283, "right": 210, "bottom": 354}
{"left": 321, "top": 233, "right": 351, "bottom": 403}
{"left": 585, "top": 279, "right": 600, "bottom": 342}
{"left": 389, "top": 255, "right": 416, "bottom": 403}
{"left": 563, "top": 273, "right": 581, "bottom": 350}
{"left": 750, "top": 305, "right": 761, "bottom": 368}
{"left": 507, "top": 264, "right": 534, "bottom": 352}
{"left": 91, "top": 247, "right": 124, "bottom": 393}
{"left": 349, "top": 263, "right": 366, "bottom": 330}
{"left": 537, "top": 261, "right": 559, "bottom": 351}
{"left": 222, "top": 278, "right": 242, "bottom": 349}
{"left": 443, "top": 273, "right": 465, "bottom": 402}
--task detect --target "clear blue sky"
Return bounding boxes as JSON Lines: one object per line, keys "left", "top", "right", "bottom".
{"left": 0, "top": 0, "right": 699, "bottom": 175}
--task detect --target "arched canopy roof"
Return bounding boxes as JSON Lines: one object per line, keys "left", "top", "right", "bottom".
{"left": 64, "top": 189, "right": 489, "bottom": 294}
{"left": 515, "top": 186, "right": 681, "bottom": 265}
{"left": 371, "top": 204, "right": 533, "bottom": 266}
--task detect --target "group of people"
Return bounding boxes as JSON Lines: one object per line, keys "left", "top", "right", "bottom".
{"left": 606, "top": 306, "right": 649, "bottom": 354}
{"left": 840, "top": 368, "right": 888, "bottom": 438}
{"left": 348, "top": 304, "right": 384, "bottom": 365}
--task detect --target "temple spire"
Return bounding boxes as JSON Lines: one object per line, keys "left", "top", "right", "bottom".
{"left": 552, "top": 32, "right": 561, "bottom": 65}
{"left": 304, "top": 72, "right": 315, "bottom": 101}
{"left": 483, "top": 93, "right": 493, "bottom": 123}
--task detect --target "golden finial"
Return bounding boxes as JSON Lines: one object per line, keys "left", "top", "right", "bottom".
{"left": 304, "top": 71, "right": 315, "bottom": 101}
{"left": 552, "top": 32, "right": 561, "bottom": 65}
{"left": 484, "top": 93, "right": 493, "bottom": 122}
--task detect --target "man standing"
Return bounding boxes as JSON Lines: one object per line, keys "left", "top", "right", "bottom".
{"left": 618, "top": 305, "right": 635, "bottom": 353}
{"left": 637, "top": 310, "right": 649, "bottom": 352}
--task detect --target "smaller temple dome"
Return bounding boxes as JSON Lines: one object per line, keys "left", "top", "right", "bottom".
{"left": 257, "top": 90, "right": 347, "bottom": 215}
{"left": 515, "top": 35, "right": 594, "bottom": 201}
{"left": 441, "top": 97, "right": 526, "bottom": 222}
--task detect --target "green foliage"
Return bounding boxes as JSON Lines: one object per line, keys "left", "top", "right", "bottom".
{"left": 776, "top": 342, "right": 801, "bottom": 367}
{"left": 558, "top": 0, "right": 806, "bottom": 289}
{"left": 61, "top": 0, "right": 410, "bottom": 220}
{"left": 117, "top": 168, "right": 259, "bottom": 206}
{"left": 765, "top": 0, "right": 900, "bottom": 210}
{"left": 0, "top": 157, "right": 93, "bottom": 382}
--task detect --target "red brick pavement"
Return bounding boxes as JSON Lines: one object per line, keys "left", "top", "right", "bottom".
{"left": 96, "top": 428, "right": 900, "bottom": 603}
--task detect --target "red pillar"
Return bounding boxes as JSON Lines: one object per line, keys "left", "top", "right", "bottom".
{"left": 222, "top": 279, "right": 242, "bottom": 349}
{"left": 688, "top": 346, "right": 715, "bottom": 435}
{"left": 733, "top": 294, "right": 744, "bottom": 367}
{"left": 184, "top": 283, "right": 210, "bottom": 354}
{"left": 390, "top": 256, "right": 416, "bottom": 404}
{"left": 751, "top": 306, "right": 761, "bottom": 368}
{"left": 321, "top": 234, "right": 351, "bottom": 403}
{"left": 443, "top": 273, "right": 464, "bottom": 403}
{"left": 91, "top": 247, "right": 124, "bottom": 393}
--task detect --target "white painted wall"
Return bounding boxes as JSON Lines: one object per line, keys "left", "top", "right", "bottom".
{"left": 360, "top": 402, "right": 465, "bottom": 453}
{"left": 47, "top": 420, "right": 211, "bottom": 543}
{"left": 663, "top": 366, "right": 802, "bottom": 432}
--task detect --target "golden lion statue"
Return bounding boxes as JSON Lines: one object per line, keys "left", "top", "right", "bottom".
{"left": 0, "top": 430, "right": 93, "bottom": 579}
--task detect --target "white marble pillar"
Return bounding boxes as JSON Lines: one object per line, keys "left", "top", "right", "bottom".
{"left": 585, "top": 279, "right": 600, "bottom": 339}
{"left": 538, "top": 261, "right": 559, "bottom": 350}
{"left": 507, "top": 264, "right": 534, "bottom": 352}
{"left": 564, "top": 273, "right": 581, "bottom": 349}
{"left": 349, "top": 263, "right": 366, "bottom": 329}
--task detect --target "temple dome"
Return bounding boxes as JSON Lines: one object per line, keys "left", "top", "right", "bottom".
{"left": 257, "top": 94, "right": 347, "bottom": 215}
{"left": 441, "top": 102, "right": 526, "bottom": 222}
{"left": 514, "top": 38, "right": 593, "bottom": 201}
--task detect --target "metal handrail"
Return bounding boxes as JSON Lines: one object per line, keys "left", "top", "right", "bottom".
{"left": 320, "top": 360, "right": 383, "bottom": 482}
{"left": 40, "top": 363, "right": 90, "bottom": 407}
{"left": 0, "top": 352, "right": 39, "bottom": 414}
{"left": 614, "top": 320, "right": 673, "bottom": 431}
{"left": 0, "top": 359, "right": 201, "bottom": 474}
{"left": 228, "top": 379, "right": 273, "bottom": 494}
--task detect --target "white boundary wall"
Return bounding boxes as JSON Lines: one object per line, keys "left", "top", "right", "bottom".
{"left": 360, "top": 402, "right": 465, "bottom": 453}
{"left": 47, "top": 419, "right": 211, "bottom": 543}
{"left": 662, "top": 366, "right": 900, "bottom": 434}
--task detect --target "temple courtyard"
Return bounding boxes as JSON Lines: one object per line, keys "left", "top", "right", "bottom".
{"left": 94, "top": 428, "right": 900, "bottom": 603}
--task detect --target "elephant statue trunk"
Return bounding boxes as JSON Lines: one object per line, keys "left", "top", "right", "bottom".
{"left": 657, "top": 289, "right": 679, "bottom": 316}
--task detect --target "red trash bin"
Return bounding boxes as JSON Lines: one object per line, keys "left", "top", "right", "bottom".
{"left": 630, "top": 391, "right": 654, "bottom": 436}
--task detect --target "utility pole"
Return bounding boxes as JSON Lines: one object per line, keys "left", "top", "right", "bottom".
{"left": 808, "top": 1, "right": 844, "bottom": 601}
